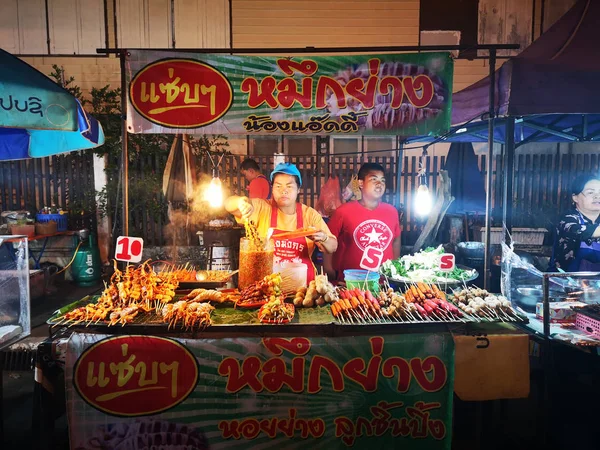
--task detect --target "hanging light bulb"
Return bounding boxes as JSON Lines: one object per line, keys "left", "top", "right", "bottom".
{"left": 415, "top": 147, "right": 432, "bottom": 217}
{"left": 414, "top": 181, "right": 432, "bottom": 217}
{"left": 205, "top": 169, "right": 223, "bottom": 208}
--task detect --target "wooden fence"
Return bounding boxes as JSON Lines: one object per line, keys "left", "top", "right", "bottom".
{"left": 4, "top": 150, "right": 600, "bottom": 247}
{"left": 0, "top": 151, "right": 97, "bottom": 232}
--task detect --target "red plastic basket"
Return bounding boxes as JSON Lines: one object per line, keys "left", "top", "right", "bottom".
{"left": 36, "top": 213, "right": 67, "bottom": 231}
{"left": 575, "top": 313, "right": 600, "bottom": 339}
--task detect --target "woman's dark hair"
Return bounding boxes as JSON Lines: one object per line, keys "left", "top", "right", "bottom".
{"left": 571, "top": 174, "right": 600, "bottom": 195}
{"left": 272, "top": 172, "right": 301, "bottom": 189}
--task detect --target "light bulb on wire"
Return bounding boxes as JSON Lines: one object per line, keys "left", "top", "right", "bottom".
{"left": 414, "top": 148, "right": 432, "bottom": 217}
{"left": 205, "top": 169, "right": 223, "bottom": 208}
{"left": 414, "top": 182, "right": 432, "bottom": 217}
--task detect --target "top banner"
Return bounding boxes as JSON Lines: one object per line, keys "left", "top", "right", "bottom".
{"left": 125, "top": 50, "right": 453, "bottom": 136}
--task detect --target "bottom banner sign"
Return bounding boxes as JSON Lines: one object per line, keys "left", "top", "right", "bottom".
{"left": 66, "top": 333, "right": 455, "bottom": 449}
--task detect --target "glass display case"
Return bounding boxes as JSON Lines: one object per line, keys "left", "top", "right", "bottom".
{"left": 518, "top": 271, "right": 600, "bottom": 347}
{"left": 0, "top": 235, "right": 31, "bottom": 350}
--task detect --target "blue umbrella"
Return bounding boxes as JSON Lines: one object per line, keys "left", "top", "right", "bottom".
{"left": 0, "top": 48, "right": 104, "bottom": 161}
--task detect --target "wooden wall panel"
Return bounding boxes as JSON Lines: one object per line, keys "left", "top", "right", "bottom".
{"left": 542, "top": 0, "right": 577, "bottom": 33}
{"left": 478, "top": 0, "right": 533, "bottom": 56}
{"left": 15, "top": 0, "right": 47, "bottom": 54}
{"left": 48, "top": 0, "right": 79, "bottom": 54}
{"left": 174, "top": 0, "right": 205, "bottom": 47}
{"left": 203, "top": 0, "right": 230, "bottom": 48}
{"left": 117, "top": 0, "right": 145, "bottom": 48}
{"left": 232, "top": 0, "right": 419, "bottom": 47}
{"left": 117, "top": 0, "right": 171, "bottom": 48}
{"left": 146, "top": 0, "right": 172, "bottom": 48}
{"left": 48, "top": 0, "right": 105, "bottom": 54}
{"left": 174, "top": 0, "right": 230, "bottom": 48}
{"left": 0, "top": 0, "right": 20, "bottom": 54}
{"left": 76, "top": 0, "right": 106, "bottom": 54}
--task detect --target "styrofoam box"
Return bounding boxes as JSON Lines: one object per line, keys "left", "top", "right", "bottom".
{"left": 473, "top": 227, "right": 547, "bottom": 246}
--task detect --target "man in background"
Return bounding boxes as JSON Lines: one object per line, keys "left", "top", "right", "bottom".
{"left": 240, "top": 158, "right": 271, "bottom": 200}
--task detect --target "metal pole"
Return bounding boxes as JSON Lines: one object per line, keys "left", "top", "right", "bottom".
{"left": 120, "top": 52, "right": 129, "bottom": 236}
{"left": 483, "top": 49, "right": 497, "bottom": 290}
{"left": 542, "top": 274, "right": 550, "bottom": 337}
{"left": 97, "top": 43, "right": 520, "bottom": 55}
{"left": 502, "top": 116, "right": 515, "bottom": 243}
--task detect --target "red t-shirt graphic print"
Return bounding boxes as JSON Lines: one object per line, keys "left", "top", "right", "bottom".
{"left": 328, "top": 201, "right": 400, "bottom": 279}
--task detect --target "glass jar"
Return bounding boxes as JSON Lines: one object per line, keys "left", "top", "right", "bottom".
{"left": 238, "top": 237, "right": 274, "bottom": 290}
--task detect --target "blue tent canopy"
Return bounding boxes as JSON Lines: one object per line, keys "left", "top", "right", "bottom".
{"left": 0, "top": 48, "right": 104, "bottom": 161}
{"left": 404, "top": 113, "right": 600, "bottom": 146}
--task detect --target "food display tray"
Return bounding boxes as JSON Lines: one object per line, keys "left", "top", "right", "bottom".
{"left": 48, "top": 294, "right": 528, "bottom": 335}
{"left": 385, "top": 265, "right": 479, "bottom": 289}
{"left": 259, "top": 303, "right": 295, "bottom": 324}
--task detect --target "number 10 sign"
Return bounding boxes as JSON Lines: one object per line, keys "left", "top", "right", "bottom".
{"left": 115, "top": 236, "right": 144, "bottom": 263}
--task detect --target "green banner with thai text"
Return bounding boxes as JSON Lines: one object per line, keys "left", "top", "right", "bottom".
{"left": 66, "top": 333, "right": 454, "bottom": 449}
{"left": 125, "top": 50, "right": 453, "bottom": 137}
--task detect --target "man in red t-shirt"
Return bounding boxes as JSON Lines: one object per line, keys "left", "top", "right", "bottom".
{"left": 241, "top": 158, "right": 271, "bottom": 199}
{"left": 324, "top": 163, "right": 401, "bottom": 282}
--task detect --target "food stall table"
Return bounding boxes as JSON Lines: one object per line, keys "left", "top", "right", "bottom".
{"left": 2, "top": 231, "right": 75, "bottom": 269}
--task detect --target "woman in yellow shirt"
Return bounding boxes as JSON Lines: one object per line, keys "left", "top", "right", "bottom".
{"left": 225, "top": 162, "right": 337, "bottom": 283}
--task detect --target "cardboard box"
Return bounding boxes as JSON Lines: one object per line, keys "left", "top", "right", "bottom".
{"left": 535, "top": 301, "right": 587, "bottom": 323}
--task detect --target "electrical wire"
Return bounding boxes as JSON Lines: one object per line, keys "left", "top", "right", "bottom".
{"left": 55, "top": 240, "right": 83, "bottom": 275}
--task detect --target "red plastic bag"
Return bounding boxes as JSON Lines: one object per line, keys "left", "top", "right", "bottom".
{"left": 316, "top": 177, "right": 342, "bottom": 217}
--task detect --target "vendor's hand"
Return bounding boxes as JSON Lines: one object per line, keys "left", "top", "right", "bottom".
{"left": 237, "top": 197, "right": 253, "bottom": 220}
{"left": 307, "top": 230, "right": 329, "bottom": 243}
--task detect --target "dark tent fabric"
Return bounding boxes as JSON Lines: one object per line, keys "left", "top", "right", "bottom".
{"left": 405, "top": 113, "right": 600, "bottom": 144}
{"left": 452, "top": 0, "right": 600, "bottom": 126}
{"left": 443, "top": 142, "right": 486, "bottom": 213}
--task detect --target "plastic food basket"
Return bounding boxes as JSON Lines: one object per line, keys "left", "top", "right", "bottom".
{"left": 36, "top": 213, "right": 67, "bottom": 231}
{"left": 575, "top": 313, "right": 600, "bottom": 339}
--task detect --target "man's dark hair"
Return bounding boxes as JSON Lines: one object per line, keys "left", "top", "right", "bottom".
{"left": 358, "top": 163, "right": 385, "bottom": 180}
{"left": 571, "top": 174, "right": 600, "bottom": 195}
{"left": 241, "top": 158, "right": 261, "bottom": 171}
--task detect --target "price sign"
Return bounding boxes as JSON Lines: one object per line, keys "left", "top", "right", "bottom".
{"left": 439, "top": 253, "right": 455, "bottom": 272}
{"left": 360, "top": 246, "right": 384, "bottom": 272}
{"left": 115, "top": 236, "right": 144, "bottom": 263}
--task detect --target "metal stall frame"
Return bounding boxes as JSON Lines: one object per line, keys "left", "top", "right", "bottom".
{"left": 98, "top": 44, "right": 520, "bottom": 280}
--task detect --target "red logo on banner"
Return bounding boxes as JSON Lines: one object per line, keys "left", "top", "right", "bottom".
{"left": 73, "top": 335, "right": 198, "bottom": 417}
{"left": 360, "top": 246, "right": 384, "bottom": 271}
{"left": 439, "top": 253, "right": 455, "bottom": 271}
{"left": 129, "top": 58, "right": 233, "bottom": 128}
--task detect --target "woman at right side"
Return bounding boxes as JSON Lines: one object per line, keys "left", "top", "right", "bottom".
{"left": 549, "top": 174, "right": 600, "bottom": 272}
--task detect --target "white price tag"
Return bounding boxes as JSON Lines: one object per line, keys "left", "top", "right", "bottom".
{"left": 359, "top": 246, "right": 384, "bottom": 272}
{"left": 115, "top": 236, "right": 144, "bottom": 263}
{"left": 439, "top": 253, "right": 455, "bottom": 272}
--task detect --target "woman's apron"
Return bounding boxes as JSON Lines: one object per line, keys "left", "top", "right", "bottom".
{"left": 567, "top": 212, "right": 600, "bottom": 272}
{"left": 270, "top": 203, "right": 315, "bottom": 285}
